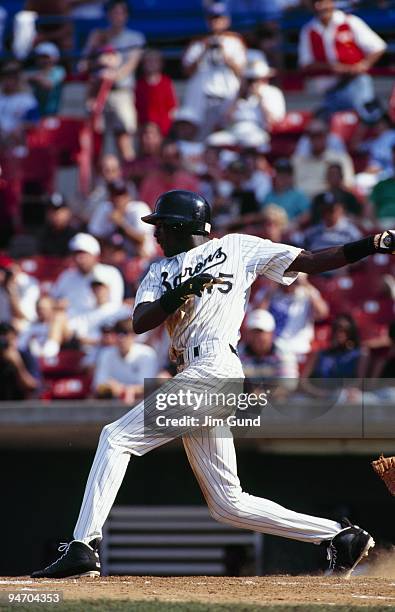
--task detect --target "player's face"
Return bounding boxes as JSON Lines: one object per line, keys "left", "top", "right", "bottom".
{"left": 154, "top": 222, "right": 184, "bottom": 257}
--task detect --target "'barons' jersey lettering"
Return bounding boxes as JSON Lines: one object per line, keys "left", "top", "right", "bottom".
{"left": 161, "top": 246, "right": 227, "bottom": 290}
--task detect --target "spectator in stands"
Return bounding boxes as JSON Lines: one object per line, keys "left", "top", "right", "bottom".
{"left": 67, "top": 268, "right": 130, "bottom": 351}
{"left": 254, "top": 274, "right": 329, "bottom": 360}
{"left": 298, "top": 0, "right": 386, "bottom": 122}
{"left": 357, "top": 114, "right": 395, "bottom": 178}
{"left": 93, "top": 318, "right": 159, "bottom": 403}
{"left": 224, "top": 157, "right": 261, "bottom": 217}
{"left": 0, "top": 61, "right": 39, "bottom": 149}
{"left": 372, "top": 321, "right": 395, "bottom": 379}
{"left": 240, "top": 309, "right": 298, "bottom": 379}
{"left": 182, "top": 2, "right": 247, "bottom": 138}
{"left": 18, "top": 294, "right": 64, "bottom": 358}
{"left": 292, "top": 118, "right": 354, "bottom": 197}
{"left": 124, "top": 122, "right": 163, "bottom": 188}
{"left": 324, "top": 162, "right": 362, "bottom": 216}
{"left": 298, "top": 191, "right": 361, "bottom": 251}
{"left": 83, "top": 153, "right": 129, "bottom": 221}
{"left": 52, "top": 232, "right": 124, "bottom": 318}
{"left": 0, "top": 321, "right": 40, "bottom": 400}
{"left": 260, "top": 204, "right": 288, "bottom": 242}
{"left": 37, "top": 193, "right": 77, "bottom": 256}
{"left": 227, "top": 203, "right": 289, "bottom": 242}
{"left": 88, "top": 179, "right": 154, "bottom": 257}
{"left": 294, "top": 120, "right": 346, "bottom": 157}
{"left": 223, "top": 59, "right": 285, "bottom": 139}
{"left": 139, "top": 140, "right": 199, "bottom": 208}
{"left": 101, "top": 232, "right": 128, "bottom": 268}
{"left": 310, "top": 187, "right": 362, "bottom": 228}
{"left": 135, "top": 49, "right": 178, "bottom": 137}
{"left": 80, "top": 0, "right": 146, "bottom": 161}
{"left": 369, "top": 145, "right": 395, "bottom": 224}
{"left": 26, "top": 42, "right": 66, "bottom": 116}
{"left": 171, "top": 108, "right": 205, "bottom": 175}
{"left": 228, "top": 145, "right": 273, "bottom": 207}
{"left": 0, "top": 255, "right": 40, "bottom": 329}
{"left": 261, "top": 158, "right": 310, "bottom": 222}
{"left": 302, "top": 314, "right": 368, "bottom": 395}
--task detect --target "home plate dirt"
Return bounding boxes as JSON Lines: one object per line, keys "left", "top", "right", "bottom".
{"left": 2, "top": 575, "right": 395, "bottom": 607}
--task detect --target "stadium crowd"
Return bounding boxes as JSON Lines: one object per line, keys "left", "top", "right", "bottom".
{"left": 0, "top": 0, "right": 394, "bottom": 401}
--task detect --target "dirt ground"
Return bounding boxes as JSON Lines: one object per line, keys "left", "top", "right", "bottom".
{"left": 1, "top": 574, "right": 395, "bottom": 607}
{"left": 1, "top": 552, "right": 395, "bottom": 609}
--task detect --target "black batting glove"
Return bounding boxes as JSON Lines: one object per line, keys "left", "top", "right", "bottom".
{"left": 160, "top": 273, "right": 217, "bottom": 314}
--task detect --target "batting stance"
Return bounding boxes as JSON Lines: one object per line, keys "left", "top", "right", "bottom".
{"left": 32, "top": 190, "right": 395, "bottom": 579}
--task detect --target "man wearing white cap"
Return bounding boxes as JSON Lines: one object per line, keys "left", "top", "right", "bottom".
{"left": 26, "top": 42, "right": 65, "bottom": 116}
{"left": 224, "top": 59, "right": 286, "bottom": 137}
{"left": 172, "top": 107, "right": 205, "bottom": 175}
{"left": 52, "top": 232, "right": 124, "bottom": 318}
{"left": 240, "top": 309, "right": 297, "bottom": 379}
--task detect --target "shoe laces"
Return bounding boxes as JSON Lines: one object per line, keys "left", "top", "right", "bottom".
{"left": 42, "top": 542, "right": 71, "bottom": 570}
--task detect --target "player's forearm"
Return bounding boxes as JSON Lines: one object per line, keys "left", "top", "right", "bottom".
{"left": 289, "top": 245, "right": 348, "bottom": 274}
{"left": 133, "top": 301, "right": 169, "bottom": 334}
{"left": 289, "top": 231, "right": 394, "bottom": 274}
{"left": 133, "top": 274, "right": 219, "bottom": 333}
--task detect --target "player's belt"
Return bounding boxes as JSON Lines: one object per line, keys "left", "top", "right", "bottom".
{"left": 176, "top": 344, "right": 238, "bottom": 366}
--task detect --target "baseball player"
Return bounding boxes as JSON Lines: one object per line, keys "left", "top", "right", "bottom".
{"left": 32, "top": 190, "right": 395, "bottom": 580}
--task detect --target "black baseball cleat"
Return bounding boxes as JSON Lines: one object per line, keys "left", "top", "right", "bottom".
{"left": 31, "top": 540, "right": 101, "bottom": 579}
{"left": 326, "top": 518, "right": 375, "bottom": 579}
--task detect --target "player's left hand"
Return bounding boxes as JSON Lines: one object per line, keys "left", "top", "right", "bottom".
{"left": 179, "top": 273, "right": 219, "bottom": 299}
{"left": 375, "top": 230, "right": 395, "bottom": 254}
{"left": 160, "top": 274, "right": 224, "bottom": 314}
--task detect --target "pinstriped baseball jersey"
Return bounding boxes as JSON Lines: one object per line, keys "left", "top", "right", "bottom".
{"left": 134, "top": 233, "right": 302, "bottom": 358}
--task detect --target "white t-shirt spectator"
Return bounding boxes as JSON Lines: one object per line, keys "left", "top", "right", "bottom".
{"left": 183, "top": 33, "right": 246, "bottom": 99}
{"left": 18, "top": 320, "right": 49, "bottom": 356}
{"left": 232, "top": 84, "right": 286, "bottom": 130}
{"left": 52, "top": 263, "right": 124, "bottom": 317}
{"left": 0, "top": 272, "right": 39, "bottom": 324}
{"left": 0, "top": 90, "right": 38, "bottom": 133}
{"left": 88, "top": 199, "right": 155, "bottom": 256}
{"left": 69, "top": 303, "right": 131, "bottom": 343}
{"left": 254, "top": 284, "right": 322, "bottom": 356}
{"left": 93, "top": 342, "right": 159, "bottom": 389}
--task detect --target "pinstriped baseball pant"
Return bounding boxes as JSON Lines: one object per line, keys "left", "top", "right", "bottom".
{"left": 74, "top": 352, "right": 341, "bottom": 544}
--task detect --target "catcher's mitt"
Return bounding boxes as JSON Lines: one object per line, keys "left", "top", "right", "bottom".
{"left": 371, "top": 455, "right": 395, "bottom": 495}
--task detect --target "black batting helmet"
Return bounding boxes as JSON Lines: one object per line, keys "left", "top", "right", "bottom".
{"left": 141, "top": 190, "right": 211, "bottom": 235}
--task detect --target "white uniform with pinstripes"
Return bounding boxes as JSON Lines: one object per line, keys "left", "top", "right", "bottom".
{"left": 74, "top": 234, "right": 341, "bottom": 544}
